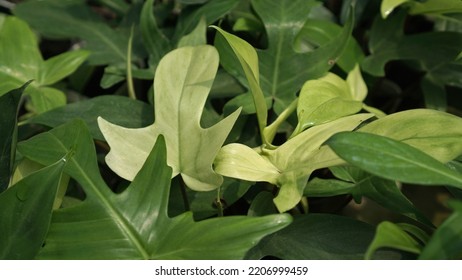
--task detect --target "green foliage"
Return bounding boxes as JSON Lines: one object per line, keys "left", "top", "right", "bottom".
{"left": 1, "top": 0, "right": 462, "bottom": 260}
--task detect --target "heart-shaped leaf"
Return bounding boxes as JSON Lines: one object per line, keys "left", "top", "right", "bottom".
{"left": 98, "top": 46, "right": 241, "bottom": 191}
{"left": 18, "top": 120, "right": 291, "bottom": 259}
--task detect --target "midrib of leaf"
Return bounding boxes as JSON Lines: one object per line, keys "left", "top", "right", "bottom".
{"left": 361, "top": 143, "right": 462, "bottom": 187}
{"left": 53, "top": 135, "right": 149, "bottom": 259}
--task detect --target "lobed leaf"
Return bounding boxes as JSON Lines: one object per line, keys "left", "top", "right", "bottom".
{"left": 18, "top": 120, "right": 290, "bottom": 259}
{"left": 98, "top": 46, "right": 241, "bottom": 191}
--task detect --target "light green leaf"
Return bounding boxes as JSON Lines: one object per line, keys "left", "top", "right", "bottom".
{"left": 420, "top": 200, "right": 462, "bottom": 259}
{"left": 212, "top": 26, "right": 269, "bottom": 146}
{"left": 293, "top": 72, "right": 363, "bottom": 136}
{"left": 214, "top": 144, "right": 280, "bottom": 184}
{"left": 380, "top": 0, "right": 411, "bottom": 18}
{"left": 216, "top": 113, "right": 374, "bottom": 212}
{"left": 346, "top": 64, "right": 367, "bottom": 102}
{"left": 0, "top": 156, "right": 66, "bottom": 259}
{"left": 98, "top": 46, "right": 241, "bottom": 191}
{"left": 0, "top": 16, "right": 87, "bottom": 113}
{"left": 327, "top": 131, "right": 462, "bottom": 188}
{"left": 365, "top": 222, "right": 424, "bottom": 259}
{"left": 359, "top": 109, "right": 462, "bottom": 163}
{"left": 39, "top": 50, "right": 90, "bottom": 86}
{"left": 18, "top": 120, "right": 291, "bottom": 259}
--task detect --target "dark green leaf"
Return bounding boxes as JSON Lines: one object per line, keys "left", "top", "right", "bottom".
{"left": 18, "top": 120, "right": 291, "bottom": 259}
{"left": 327, "top": 131, "right": 462, "bottom": 188}
{"left": 246, "top": 214, "right": 379, "bottom": 260}
{"left": 14, "top": 0, "right": 133, "bottom": 65}
{"left": 420, "top": 200, "right": 462, "bottom": 259}
{"left": 26, "top": 96, "right": 154, "bottom": 141}
{"left": 253, "top": 0, "right": 354, "bottom": 114}
{"left": 0, "top": 82, "right": 30, "bottom": 192}
{"left": 0, "top": 156, "right": 66, "bottom": 259}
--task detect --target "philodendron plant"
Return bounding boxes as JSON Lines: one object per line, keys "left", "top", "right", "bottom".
{"left": 2, "top": 0, "right": 462, "bottom": 260}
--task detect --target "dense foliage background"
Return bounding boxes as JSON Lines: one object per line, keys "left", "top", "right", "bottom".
{"left": 1, "top": 0, "right": 462, "bottom": 259}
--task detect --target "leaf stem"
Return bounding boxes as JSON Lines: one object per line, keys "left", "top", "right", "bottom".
{"left": 179, "top": 176, "right": 191, "bottom": 212}
{"left": 127, "top": 25, "right": 136, "bottom": 100}
{"left": 264, "top": 98, "right": 298, "bottom": 145}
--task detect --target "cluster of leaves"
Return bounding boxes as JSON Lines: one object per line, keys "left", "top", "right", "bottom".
{"left": 1, "top": 0, "right": 462, "bottom": 259}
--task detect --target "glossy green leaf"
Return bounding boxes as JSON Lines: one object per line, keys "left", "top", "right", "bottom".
{"left": 0, "top": 156, "right": 66, "bottom": 259}
{"left": 420, "top": 200, "right": 462, "bottom": 259}
{"left": 246, "top": 214, "right": 378, "bottom": 260}
{"left": 212, "top": 26, "right": 269, "bottom": 146}
{"left": 14, "top": 0, "right": 132, "bottom": 65}
{"left": 172, "top": 0, "right": 239, "bottom": 42}
{"left": 359, "top": 109, "right": 462, "bottom": 163}
{"left": 365, "top": 222, "right": 425, "bottom": 259}
{"left": 0, "top": 16, "right": 88, "bottom": 113}
{"left": 215, "top": 113, "right": 374, "bottom": 212}
{"left": 305, "top": 172, "right": 433, "bottom": 227}
{"left": 252, "top": 0, "right": 354, "bottom": 115}
{"left": 295, "top": 19, "right": 364, "bottom": 72}
{"left": 18, "top": 120, "right": 291, "bottom": 259}
{"left": 327, "top": 131, "right": 462, "bottom": 188}
{"left": 140, "top": 0, "right": 171, "bottom": 68}
{"left": 39, "top": 50, "right": 90, "bottom": 86}
{"left": 0, "top": 82, "right": 29, "bottom": 191}
{"left": 98, "top": 46, "right": 241, "bottom": 191}
{"left": 26, "top": 95, "right": 153, "bottom": 141}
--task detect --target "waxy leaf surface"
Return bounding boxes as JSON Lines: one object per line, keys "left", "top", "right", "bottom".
{"left": 18, "top": 120, "right": 291, "bottom": 259}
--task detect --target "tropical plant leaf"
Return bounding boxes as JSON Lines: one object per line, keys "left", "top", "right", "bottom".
{"left": 26, "top": 95, "right": 153, "bottom": 141}
{"left": 305, "top": 169, "right": 434, "bottom": 227}
{"left": 216, "top": 0, "right": 354, "bottom": 115}
{"left": 327, "top": 131, "right": 462, "bottom": 188}
{"left": 359, "top": 109, "right": 462, "bottom": 163}
{"left": 292, "top": 71, "right": 364, "bottom": 136}
{"left": 0, "top": 82, "right": 30, "bottom": 191}
{"left": 246, "top": 214, "right": 380, "bottom": 260}
{"left": 0, "top": 16, "right": 89, "bottom": 113}
{"left": 215, "top": 113, "right": 374, "bottom": 212}
{"left": 362, "top": 10, "right": 462, "bottom": 109}
{"left": 0, "top": 155, "right": 67, "bottom": 259}
{"left": 381, "top": 0, "right": 462, "bottom": 18}
{"left": 14, "top": 0, "right": 134, "bottom": 65}
{"left": 420, "top": 200, "right": 462, "bottom": 259}
{"left": 365, "top": 222, "right": 426, "bottom": 259}
{"left": 98, "top": 46, "right": 241, "bottom": 191}
{"left": 294, "top": 18, "right": 364, "bottom": 73}
{"left": 17, "top": 120, "right": 291, "bottom": 259}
